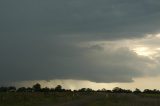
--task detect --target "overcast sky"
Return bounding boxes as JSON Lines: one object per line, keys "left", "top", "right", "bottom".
{"left": 1, "top": 0, "right": 160, "bottom": 89}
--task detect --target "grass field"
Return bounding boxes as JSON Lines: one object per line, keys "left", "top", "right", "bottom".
{"left": 1, "top": 92, "right": 160, "bottom": 106}
{"left": 0, "top": 92, "right": 83, "bottom": 106}
{"left": 88, "top": 93, "right": 160, "bottom": 106}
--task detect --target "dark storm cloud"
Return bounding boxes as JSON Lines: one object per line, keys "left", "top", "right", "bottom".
{"left": 1, "top": 0, "right": 160, "bottom": 39}
{"left": 1, "top": 0, "right": 160, "bottom": 83}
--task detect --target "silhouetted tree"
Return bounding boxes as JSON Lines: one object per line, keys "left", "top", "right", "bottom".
{"left": 41, "top": 87, "right": 50, "bottom": 92}
{"left": 55, "top": 85, "right": 62, "bottom": 92}
{"left": 78, "top": 88, "right": 93, "bottom": 92}
{"left": 65, "top": 89, "right": 72, "bottom": 92}
{"left": 133, "top": 88, "right": 141, "bottom": 94}
{"left": 101, "top": 88, "right": 107, "bottom": 92}
{"left": 112, "top": 87, "right": 131, "bottom": 93}
{"left": 50, "top": 88, "right": 55, "bottom": 92}
{"left": 8, "top": 86, "right": 16, "bottom": 92}
{"left": 86, "top": 88, "right": 93, "bottom": 92}
{"left": 98, "top": 88, "right": 111, "bottom": 93}
{"left": 32, "top": 83, "right": 41, "bottom": 92}
{"left": 153, "top": 89, "right": 159, "bottom": 94}
{"left": 2, "top": 82, "right": 160, "bottom": 94}
{"left": 112, "top": 87, "right": 123, "bottom": 93}
{"left": 78, "top": 88, "right": 87, "bottom": 92}
{"left": 125, "top": 89, "right": 132, "bottom": 93}
{"left": 143, "top": 89, "right": 160, "bottom": 94}
{"left": 26, "top": 87, "right": 33, "bottom": 92}
{"left": 17, "top": 87, "right": 27, "bottom": 92}
{"left": 0, "top": 87, "right": 8, "bottom": 92}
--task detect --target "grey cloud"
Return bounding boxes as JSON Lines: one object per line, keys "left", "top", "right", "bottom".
{"left": 0, "top": 39, "right": 155, "bottom": 82}
{"left": 1, "top": 0, "right": 160, "bottom": 39}
{"left": 1, "top": 0, "right": 160, "bottom": 83}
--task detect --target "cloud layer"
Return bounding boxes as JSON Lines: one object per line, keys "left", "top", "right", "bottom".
{"left": 1, "top": 0, "right": 160, "bottom": 83}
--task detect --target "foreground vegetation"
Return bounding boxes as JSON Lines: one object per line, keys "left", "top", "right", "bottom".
{"left": 1, "top": 92, "right": 160, "bottom": 106}
{"left": 0, "top": 92, "right": 84, "bottom": 106}
{"left": 88, "top": 94, "right": 160, "bottom": 106}
{"left": 1, "top": 83, "right": 160, "bottom": 106}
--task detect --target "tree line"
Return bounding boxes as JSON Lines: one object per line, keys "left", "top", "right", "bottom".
{"left": 0, "top": 83, "right": 159, "bottom": 94}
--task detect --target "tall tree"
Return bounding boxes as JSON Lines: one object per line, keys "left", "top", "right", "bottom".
{"left": 32, "top": 83, "right": 41, "bottom": 92}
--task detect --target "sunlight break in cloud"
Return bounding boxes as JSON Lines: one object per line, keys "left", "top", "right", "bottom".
{"left": 87, "top": 33, "right": 160, "bottom": 59}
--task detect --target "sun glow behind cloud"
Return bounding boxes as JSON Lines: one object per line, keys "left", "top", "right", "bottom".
{"left": 80, "top": 33, "right": 160, "bottom": 79}
{"left": 130, "top": 34, "right": 160, "bottom": 59}
{"left": 94, "top": 33, "right": 160, "bottom": 59}
{"left": 133, "top": 47, "right": 156, "bottom": 57}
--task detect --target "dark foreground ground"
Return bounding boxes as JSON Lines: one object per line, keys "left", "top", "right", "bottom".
{"left": 1, "top": 92, "right": 160, "bottom": 106}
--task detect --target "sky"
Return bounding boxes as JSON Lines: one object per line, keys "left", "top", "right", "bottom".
{"left": 1, "top": 0, "right": 160, "bottom": 90}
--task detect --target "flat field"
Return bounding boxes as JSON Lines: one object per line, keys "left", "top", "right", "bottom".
{"left": 1, "top": 92, "right": 160, "bottom": 106}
